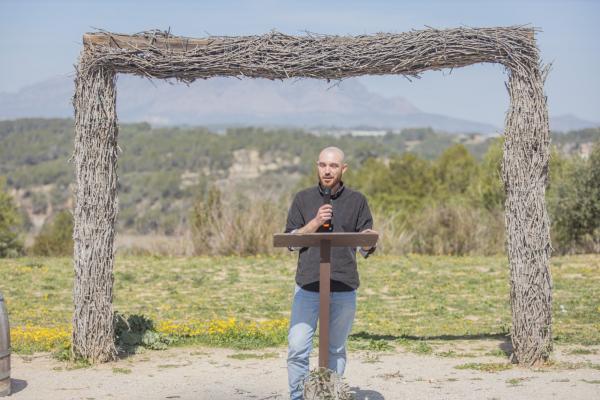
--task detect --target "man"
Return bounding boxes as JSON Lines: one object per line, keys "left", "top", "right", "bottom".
{"left": 284, "top": 146, "right": 377, "bottom": 399}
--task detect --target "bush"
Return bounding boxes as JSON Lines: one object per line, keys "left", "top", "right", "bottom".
{"left": 435, "top": 144, "right": 480, "bottom": 196}
{"left": 548, "top": 141, "right": 600, "bottom": 253}
{"left": 114, "top": 312, "right": 171, "bottom": 352}
{"left": 468, "top": 137, "right": 505, "bottom": 211}
{"left": 190, "top": 185, "right": 287, "bottom": 256}
{"left": 0, "top": 176, "right": 24, "bottom": 257}
{"left": 409, "top": 201, "right": 505, "bottom": 256}
{"left": 30, "top": 210, "right": 74, "bottom": 256}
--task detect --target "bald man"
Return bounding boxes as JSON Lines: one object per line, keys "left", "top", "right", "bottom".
{"left": 284, "top": 146, "right": 378, "bottom": 399}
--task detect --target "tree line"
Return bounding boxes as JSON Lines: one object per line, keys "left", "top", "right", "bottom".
{"left": 0, "top": 119, "right": 598, "bottom": 256}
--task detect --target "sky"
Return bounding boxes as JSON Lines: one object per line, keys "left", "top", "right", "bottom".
{"left": 0, "top": 0, "right": 598, "bottom": 127}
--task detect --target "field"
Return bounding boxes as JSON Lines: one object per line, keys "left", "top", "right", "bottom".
{"left": 2, "top": 254, "right": 599, "bottom": 356}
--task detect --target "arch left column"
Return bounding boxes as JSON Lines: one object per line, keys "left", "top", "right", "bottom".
{"left": 71, "top": 48, "right": 119, "bottom": 362}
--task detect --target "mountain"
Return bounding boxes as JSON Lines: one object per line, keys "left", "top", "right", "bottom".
{"left": 0, "top": 76, "right": 76, "bottom": 119}
{"left": 2, "top": 74, "right": 499, "bottom": 134}
{"left": 550, "top": 114, "right": 600, "bottom": 133}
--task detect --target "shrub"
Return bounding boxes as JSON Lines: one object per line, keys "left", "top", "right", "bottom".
{"left": 114, "top": 312, "right": 172, "bottom": 352}
{"left": 190, "top": 185, "right": 286, "bottom": 255}
{"left": 30, "top": 210, "right": 73, "bottom": 256}
{"left": 409, "top": 201, "right": 505, "bottom": 256}
{"left": 0, "top": 176, "right": 24, "bottom": 257}
{"left": 548, "top": 141, "right": 600, "bottom": 253}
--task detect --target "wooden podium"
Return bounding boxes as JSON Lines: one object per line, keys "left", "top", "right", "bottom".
{"left": 273, "top": 232, "right": 378, "bottom": 369}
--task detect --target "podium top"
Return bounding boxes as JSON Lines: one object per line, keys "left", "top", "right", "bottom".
{"left": 273, "top": 232, "right": 378, "bottom": 248}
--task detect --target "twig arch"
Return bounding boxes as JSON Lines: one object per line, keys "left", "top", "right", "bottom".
{"left": 73, "top": 26, "right": 552, "bottom": 365}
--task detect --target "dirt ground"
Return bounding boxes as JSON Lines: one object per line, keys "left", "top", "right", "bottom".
{"left": 7, "top": 340, "right": 600, "bottom": 400}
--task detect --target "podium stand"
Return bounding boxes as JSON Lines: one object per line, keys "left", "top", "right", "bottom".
{"left": 273, "top": 232, "right": 378, "bottom": 369}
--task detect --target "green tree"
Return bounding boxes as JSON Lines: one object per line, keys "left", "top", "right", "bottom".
{"left": 345, "top": 157, "right": 390, "bottom": 202}
{"left": 549, "top": 141, "right": 600, "bottom": 253}
{"left": 470, "top": 137, "right": 505, "bottom": 211}
{"left": 0, "top": 177, "right": 24, "bottom": 257}
{"left": 435, "top": 144, "right": 480, "bottom": 197}
{"left": 348, "top": 152, "right": 441, "bottom": 216}
{"left": 30, "top": 210, "right": 74, "bottom": 256}
{"left": 383, "top": 153, "right": 438, "bottom": 213}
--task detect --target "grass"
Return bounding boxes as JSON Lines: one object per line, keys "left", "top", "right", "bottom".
{"left": 157, "top": 361, "right": 192, "bottom": 368}
{"left": 581, "top": 379, "right": 600, "bottom": 384}
{"left": 485, "top": 348, "right": 511, "bottom": 357}
{"left": 506, "top": 377, "right": 531, "bottom": 386}
{"left": 227, "top": 351, "right": 278, "bottom": 360}
{"left": 348, "top": 338, "right": 395, "bottom": 352}
{"left": 435, "top": 350, "right": 477, "bottom": 358}
{"left": 361, "top": 352, "right": 382, "bottom": 363}
{"left": 377, "top": 370, "right": 404, "bottom": 380}
{"left": 409, "top": 341, "right": 434, "bottom": 355}
{"left": 157, "top": 318, "right": 288, "bottom": 350}
{"left": 566, "top": 347, "right": 597, "bottom": 355}
{"left": 454, "top": 362, "right": 513, "bottom": 372}
{"left": 1, "top": 254, "right": 599, "bottom": 353}
{"left": 435, "top": 350, "right": 458, "bottom": 357}
{"left": 534, "top": 360, "right": 600, "bottom": 371}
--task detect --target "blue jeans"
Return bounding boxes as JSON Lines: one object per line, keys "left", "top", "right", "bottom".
{"left": 287, "top": 284, "right": 357, "bottom": 400}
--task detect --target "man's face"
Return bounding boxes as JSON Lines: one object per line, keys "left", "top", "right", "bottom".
{"left": 316, "top": 150, "right": 347, "bottom": 189}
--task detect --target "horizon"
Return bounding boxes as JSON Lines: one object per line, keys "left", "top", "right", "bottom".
{"left": 1, "top": 0, "right": 598, "bottom": 127}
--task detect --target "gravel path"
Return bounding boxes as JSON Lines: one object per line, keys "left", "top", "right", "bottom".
{"left": 7, "top": 341, "right": 600, "bottom": 399}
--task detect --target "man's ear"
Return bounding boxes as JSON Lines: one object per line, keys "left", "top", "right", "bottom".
{"left": 342, "top": 163, "right": 348, "bottom": 174}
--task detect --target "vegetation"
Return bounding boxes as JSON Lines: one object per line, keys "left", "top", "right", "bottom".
{"left": 1, "top": 254, "right": 598, "bottom": 354}
{"left": 113, "top": 312, "right": 171, "bottom": 351}
{"left": 1, "top": 118, "right": 598, "bottom": 256}
{"left": 454, "top": 362, "right": 512, "bottom": 372}
{"left": 0, "top": 177, "right": 24, "bottom": 257}
{"left": 190, "top": 185, "right": 288, "bottom": 255}
{"left": 0, "top": 119, "right": 503, "bottom": 238}
{"left": 301, "top": 137, "right": 598, "bottom": 255}
{"left": 30, "top": 210, "right": 73, "bottom": 256}
{"left": 342, "top": 141, "right": 507, "bottom": 255}
{"left": 547, "top": 141, "right": 600, "bottom": 253}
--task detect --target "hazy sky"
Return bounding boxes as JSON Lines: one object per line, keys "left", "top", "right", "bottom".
{"left": 0, "top": 0, "right": 598, "bottom": 126}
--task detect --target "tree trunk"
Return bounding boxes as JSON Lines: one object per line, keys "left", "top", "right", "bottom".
{"left": 503, "top": 63, "right": 553, "bottom": 366}
{"left": 71, "top": 50, "right": 119, "bottom": 362}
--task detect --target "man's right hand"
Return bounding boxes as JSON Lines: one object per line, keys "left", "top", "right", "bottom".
{"left": 314, "top": 204, "right": 333, "bottom": 226}
{"left": 295, "top": 204, "right": 333, "bottom": 234}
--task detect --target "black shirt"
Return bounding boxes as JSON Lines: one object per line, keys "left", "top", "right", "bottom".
{"left": 285, "top": 181, "right": 375, "bottom": 291}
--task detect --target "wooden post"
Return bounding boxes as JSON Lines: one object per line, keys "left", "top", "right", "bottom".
{"left": 319, "top": 239, "right": 332, "bottom": 368}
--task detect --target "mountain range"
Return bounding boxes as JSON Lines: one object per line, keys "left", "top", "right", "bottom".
{"left": 0, "top": 75, "right": 597, "bottom": 134}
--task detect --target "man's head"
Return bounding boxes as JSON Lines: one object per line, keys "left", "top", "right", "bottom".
{"left": 316, "top": 146, "right": 348, "bottom": 189}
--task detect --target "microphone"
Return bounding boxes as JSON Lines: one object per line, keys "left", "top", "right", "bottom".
{"left": 323, "top": 187, "right": 332, "bottom": 231}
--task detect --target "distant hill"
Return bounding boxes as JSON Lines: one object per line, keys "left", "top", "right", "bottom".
{"left": 0, "top": 75, "right": 501, "bottom": 134}
{"left": 550, "top": 114, "right": 600, "bottom": 133}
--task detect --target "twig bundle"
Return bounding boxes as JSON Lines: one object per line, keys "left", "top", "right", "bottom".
{"left": 80, "top": 26, "right": 538, "bottom": 82}
{"left": 72, "top": 26, "right": 552, "bottom": 366}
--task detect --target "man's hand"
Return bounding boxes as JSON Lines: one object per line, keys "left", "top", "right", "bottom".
{"left": 314, "top": 204, "right": 333, "bottom": 226}
{"left": 360, "top": 228, "right": 378, "bottom": 251}
{"left": 294, "top": 204, "right": 333, "bottom": 234}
